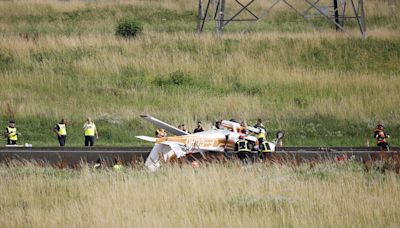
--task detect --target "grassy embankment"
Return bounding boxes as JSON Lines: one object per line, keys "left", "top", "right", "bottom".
{"left": 0, "top": 162, "right": 399, "bottom": 227}
{"left": 0, "top": 0, "right": 399, "bottom": 146}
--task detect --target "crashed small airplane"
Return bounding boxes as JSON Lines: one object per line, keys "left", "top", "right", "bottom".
{"left": 136, "top": 115, "right": 284, "bottom": 171}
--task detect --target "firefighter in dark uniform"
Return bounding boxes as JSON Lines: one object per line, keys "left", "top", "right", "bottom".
{"left": 4, "top": 120, "right": 19, "bottom": 145}
{"left": 235, "top": 135, "right": 251, "bottom": 162}
{"left": 374, "top": 123, "right": 390, "bottom": 151}
{"left": 260, "top": 140, "right": 273, "bottom": 160}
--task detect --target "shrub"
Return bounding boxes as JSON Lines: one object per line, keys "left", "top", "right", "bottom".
{"left": 154, "top": 71, "right": 194, "bottom": 87}
{"left": 0, "top": 53, "right": 14, "bottom": 71}
{"left": 115, "top": 18, "right": 143, "bottom": 38}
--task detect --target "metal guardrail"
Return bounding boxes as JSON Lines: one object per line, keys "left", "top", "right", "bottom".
{"left": 1, "top": 146, "right": 397, "bottom": 152}
{"left": 277, "top": 147, "right": 399, "bottom": 152}
{"left": 0, "top": 147, "right": 151, "bottom": 167}
{"left": 0, "top": 147, "right": 398, "bottom": 167}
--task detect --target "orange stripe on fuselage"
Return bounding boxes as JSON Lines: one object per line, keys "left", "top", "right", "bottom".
{"left": 155, "top": 136, "right": 236, "bottom": 151}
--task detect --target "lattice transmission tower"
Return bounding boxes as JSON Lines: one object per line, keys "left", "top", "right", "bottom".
{"left": 197, "top": 0, "right": 366, "bottom": 37}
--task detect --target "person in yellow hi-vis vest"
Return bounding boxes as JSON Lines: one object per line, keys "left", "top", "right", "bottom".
{"left": 54, "top": 118, "right": 67, "bottom": 146}
{"left": 83, "top": 117, "right": 98, "bottom": 147}
{"left": 4, "top": 120, "right": 20, "bottom": 145}
{"left": 113, "top": 158, "right": 124, "bottom": 171}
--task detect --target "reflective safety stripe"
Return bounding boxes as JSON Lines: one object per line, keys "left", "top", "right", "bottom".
{"left": 7, "top": 127, "right": 17, "bottom": 141}
{"left": 238, "top": 140, "right": 250, "bottom": 152}
{"left": 57, "top": 124, "right": 67, "bottom": 135}
{"left": 84, "top": 123, "right": 95, "bottom": 136}
{"left": 261, "top": 141, "right": 272, "bottom": 152}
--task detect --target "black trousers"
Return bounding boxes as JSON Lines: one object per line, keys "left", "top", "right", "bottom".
{"left": 377, "top": 142, "right": 390, "bottom": 151}
{"left": 236, "top": 151, "right": 245, "bottom": 159}
{"left": 58, "top": 135, "right": 67, "bottom": 146}
{"left": 7, "top": 139, "right": 17, "bottom": 145}
{"left": 237, "top": 151, "right": 250, "bottom": 163}
{"left": 85, "top": 136, "right": 95, "bottom": 146}
{"left": 261, "top": 152, "right": 272, "bottom": 160}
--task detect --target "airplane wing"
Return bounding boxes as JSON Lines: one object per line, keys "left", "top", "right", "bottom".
{"left": 145, "top": 144, "right": 168, "bottom": 172}
{"left": 136, "top": 136, "right": 157, "bottom": 142}
{"left": 160, "top": 141, "right": 186, "bottom": 158}
{"left": 144, "top": 141, "right": 187, "bottom": 171}
{"left": 140, "top": 115, "right": 189, "bottom": 136}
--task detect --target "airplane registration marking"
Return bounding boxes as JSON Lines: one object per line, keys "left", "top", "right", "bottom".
{"left": 186, "top": 138, "right": 215, "bottom": 148}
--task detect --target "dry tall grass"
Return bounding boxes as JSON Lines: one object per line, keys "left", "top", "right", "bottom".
{"left": 0, "top": 162, "right": 399, "bottom": 227}
{"left": 0, "top": 0, "right": 395, "bottom": 17}
{"left": 1, "top": 32, "right": 399, "bottom": 124}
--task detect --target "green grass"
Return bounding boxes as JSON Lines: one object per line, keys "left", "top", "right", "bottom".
{"left": 0, "top": 116, "right": 152, "bottom": 147}
{"left": 0, "top": 114, "right": 398, "bottom": 147}
{"left": 0, "top": 1, "right": 399, "bottom": 146}
{"left": 1, "top": 4, "right": 196, "bottom": 34}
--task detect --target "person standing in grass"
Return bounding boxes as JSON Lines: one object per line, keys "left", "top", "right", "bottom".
{"left": 113, "top": 158, "right": 124, "bottom": 171}
{"left": 155, "top": 128, "right": 167, "bottom": 138}
{"left": 54, "top": 118, "right": 67, "bottom": 146}
{"left": 4, "top": 120, "right": 19, "bottom": 145}
{"left": 253, "top": 118, "right": 263, "bottom": 128}
{"left": 94, "top": 158, "right": 105, "bottom": 169}
{"left": 83, "top": 117, "right": 98, "bottom": 146}
{"left": 374, "top": 122, "right": 390, "bottom": 151}
{"left": 212, "top": 121, "right": 222, "bottom": 130}
{"left": 178, "top": 124, "right": 189, "bottom": 133}
{"left": 234, "top": 134, "right": 251, "bottom": 162}
{"left": 255, "top": 126, "right": 266, "bottom": 147}
{"left": 193, "top": 121, "right": 204, "bottom": 133}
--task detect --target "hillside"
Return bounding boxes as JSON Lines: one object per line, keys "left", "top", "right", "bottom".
{"left": 0, "top": 0, "right": 399, "bottom": 146}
